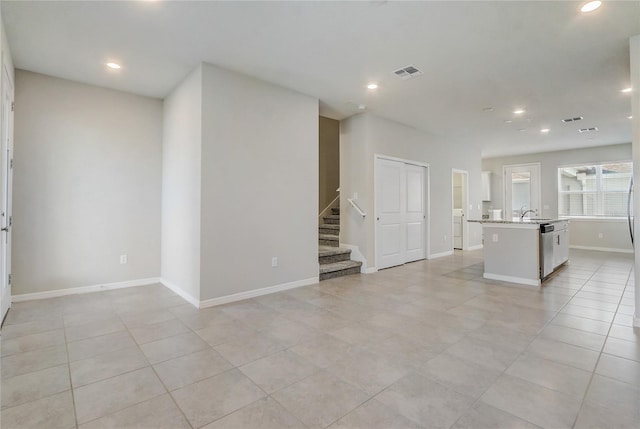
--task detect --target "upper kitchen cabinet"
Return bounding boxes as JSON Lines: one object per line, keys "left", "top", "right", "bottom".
{"left": 481, "top": 171, "right": 491, "bottom": 201}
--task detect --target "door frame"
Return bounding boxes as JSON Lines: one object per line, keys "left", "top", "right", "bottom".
{"left": 373, "top": 154, "right": 430, "bottom": 270}
{"left": 503, "top": 163, "right": 542, "bottom": 219}
{"left": 1, "top": 59, "right": 14, "bottom": 323}
{"left": 451, "top": 168, "right": 469, "bottom": 251}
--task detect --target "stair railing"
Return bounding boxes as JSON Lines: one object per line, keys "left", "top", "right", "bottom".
{"left": 319, "top": 192, "right": 340, "bottom": 223}
{"left": 347, "top": 198, "right": 366, "bottom": 218}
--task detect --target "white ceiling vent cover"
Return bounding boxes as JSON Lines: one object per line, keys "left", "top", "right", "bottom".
{"left": 562, "top": 116, "right": 583, "bottom": 123}
{"left": 393, "top": 65, "right": 423, "bottom": 80}
{"left": 578, "top": 127, "right": 598, "bottom": 133}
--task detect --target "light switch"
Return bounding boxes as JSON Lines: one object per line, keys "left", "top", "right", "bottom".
{"left": 492, "top": 234, "right": 499, "bottom": 242}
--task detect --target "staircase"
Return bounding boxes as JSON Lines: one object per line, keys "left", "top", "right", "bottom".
{"left": 319, "top": 207, "right": 362, "bottom": 280}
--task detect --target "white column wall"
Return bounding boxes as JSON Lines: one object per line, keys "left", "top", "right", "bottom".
{"left": 160, "top": 66, "right": 203, "bottom": 303}
{"left": 630, "top": 35, "right": 640, "bottom": 327}
{"left": 199, "top": 63, "right": 319, "bottom": 302}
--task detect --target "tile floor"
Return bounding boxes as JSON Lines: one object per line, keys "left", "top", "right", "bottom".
{"left": 1, "top": 249, "right": 638, "bottom": 429}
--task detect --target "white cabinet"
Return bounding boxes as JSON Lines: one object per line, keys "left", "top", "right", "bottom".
{"left": 481, "top": 171, "right": 491, "bottom": 201}
{"left": 552, "top": 221, "right": 569, "bottom": 268}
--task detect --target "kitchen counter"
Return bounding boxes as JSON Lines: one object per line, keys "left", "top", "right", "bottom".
{"left": 471, "top": 219, "right": 569, "bottom": 286}
{"left": 469, "top": 218, "right": 565, "bottom": 225}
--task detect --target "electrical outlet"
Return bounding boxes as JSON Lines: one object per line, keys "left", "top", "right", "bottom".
{"left": 492, "top": 234, "right": 499, "bottom": 242}
{"left": 443, "top": 235, "right": 447, "bottom": 241}
{"left": 120, "top": 254, "right": 128, "bottom": 264}
{"left": 353, "top": 192, "right": 358, "bottom": 200}
{"left": 271, "top": 257, "right": 278, "bottom": 267}
{"left": 598, "top": 232, "right": 603, "bottom": 239}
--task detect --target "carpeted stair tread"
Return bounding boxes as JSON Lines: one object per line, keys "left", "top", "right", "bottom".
{"left": 318, "top": 245, "right": 351, "bottom": 257}
{"left": 319, "top": 260, "right": 362, "bottom": 274}
{"left": 319, "top": 234, "right": 339, "bottom": 242}
{"left": 323, "top": 215, "right": 340, "bottom": 225}
{"left": 319, "top": 224, "right": 340, "bottom": 230}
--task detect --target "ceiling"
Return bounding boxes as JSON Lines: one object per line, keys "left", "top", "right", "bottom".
{"left": 3, "top": 1, "right": 639, "bottom": 157}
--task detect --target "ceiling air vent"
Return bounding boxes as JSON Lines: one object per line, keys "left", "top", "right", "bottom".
{"left": 578, "top": 127, "right": 598, "bottom": 133}
{"left": 393, "top": 64, "right": 423, "bottom": 80}
{"left": 562, "top": 116, "right": 583, "bottom": 123}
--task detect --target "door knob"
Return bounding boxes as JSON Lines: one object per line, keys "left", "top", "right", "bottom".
{"left": 1, "top": 226, "right": 8, "bottom": 232}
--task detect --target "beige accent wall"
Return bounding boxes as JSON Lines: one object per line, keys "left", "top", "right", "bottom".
{"left": 13, "top": 70, "right": 163, "bottom": 294}
{"left": 319, "top": 116, "right": 339, "bottom": 213}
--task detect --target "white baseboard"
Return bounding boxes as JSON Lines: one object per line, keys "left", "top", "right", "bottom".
{"left": 339, "top": 243, "right": 368, "bottom": 273}
{"left": 160, "top": 278, "right": 200, "bottom": 308}
{"left": 569, "top": 245, "right": 633, "bottom": 254}
{"left": 364, "top": 267, "right": 377, "bottom": 274}
{"left": 198, "top": 277, "right": 319, "bottom": 309}
{"left": 428, "top": 250, "right": 454, "bottom": 259}
{"left": 12, "top": 277, "right": 161, "bottom": 302}
{"left": 467, "top": 244, "right": 484, "bottom": 251}
{"left": 483, "top": 272, "right": 540, "bottom": 287}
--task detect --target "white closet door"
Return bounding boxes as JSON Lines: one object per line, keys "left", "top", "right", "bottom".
{"left": 404, "top": 164, "right": 425, "bottom": 262}
{"left": 376, "top": 158, "right": 426, "bottom": 269}
{"left": 376, "top": 159, "right": 405, "bottom": 269}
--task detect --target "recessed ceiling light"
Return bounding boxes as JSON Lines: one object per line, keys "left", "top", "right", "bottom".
{"left": 106, "top": 62, "right": 121, "bottom": 70}
{"left": 580, "top": 1, "right": 601, "bottom": 13}
{"left": 628, "top": 116, "right": 633, "bottom": 119}
{"left": 621, "top": 87, "right": 632, "bottom": 93}
{"left": 541, "top": 129, "right": 550, "bottom": 133}
{"left": 513, "top": 109, "right": 525, "bottom": 115}
{"left": 367, "top": 83, "right": 378, "bottom": 90}
{"left": 482, "top": 107, "right": 494, "bottom": 112}
{"left": 357, "top": 104, "right": 367, "bottom": 111}
{"left": 518, "top": 129, "right": 526, "bottom": 132}
{"left": 504, "top": 120, "right": 513, "bottom": 124}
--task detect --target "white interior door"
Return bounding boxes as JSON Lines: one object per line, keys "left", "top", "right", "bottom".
{"left": 404, "top": 164, "right": 425, "bottom": 262}
{"left": 376, "top": 158, "right": 426, "bottom": 269}
{"left": 504, "top": 163, "right": 541, "bottom": 219}
{"left": 1, "top": 65, "right": 14, "bottom": 322}
{"left": 376, "top": 159, "right": 405, "bottom": 269}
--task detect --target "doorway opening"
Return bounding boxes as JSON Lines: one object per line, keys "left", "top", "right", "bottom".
{"left": 452, "top": 169, "right": 468, "bottom": 250}
{"left": 504, "top": 163, "right": 541, "bottom": 220}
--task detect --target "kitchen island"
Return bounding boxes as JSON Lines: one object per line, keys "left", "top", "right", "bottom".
{"left": 469, "top": 219, "right": 569, "bottom": 286}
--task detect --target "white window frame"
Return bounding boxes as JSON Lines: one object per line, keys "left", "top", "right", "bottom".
{"left": 557, "top": 161, "right": 633, "bottom": 219}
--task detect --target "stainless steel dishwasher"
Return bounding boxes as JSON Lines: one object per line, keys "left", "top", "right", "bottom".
{"left": 540, "top": 223, "right": 555, "bottom": 279}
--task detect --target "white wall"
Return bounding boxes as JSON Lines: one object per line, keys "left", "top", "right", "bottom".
{"left": 340, "top": 113, "right": 483, "bottom": 269}
{"left": 199, "top": 63, "right": 319, "bottom": 301}
{"left": 12, "top": 70, "right": 162, "bottom": 295}
{"left": 1, "top": 13, "right": 14, "bottom": 85}
{"left": 483, "top": 143, "right": 633, "bottom": 252}
{"left": 161, "top": 66, "right": 203, "bottom": 302}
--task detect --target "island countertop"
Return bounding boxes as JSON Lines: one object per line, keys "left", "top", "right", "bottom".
{"left": 468, "top": 218, "right": 566, "bottom": 225}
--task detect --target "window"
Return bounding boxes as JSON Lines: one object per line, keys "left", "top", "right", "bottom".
{"left": 558, "top": 162, "right": 632, "bottom": 217}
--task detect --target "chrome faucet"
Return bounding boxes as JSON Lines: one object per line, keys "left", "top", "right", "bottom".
{"left": 520, "top": 208, "right": 537, "bottom": 220}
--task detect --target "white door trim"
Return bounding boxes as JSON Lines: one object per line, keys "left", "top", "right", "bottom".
{"left": 503, "top": 162, "right": 542, "bottom": 219}
{"left": 374, "top": 154, "right": 430, "bottom": 268}
{"left": 1, "top": 60, "right": 14, "bottom": 323}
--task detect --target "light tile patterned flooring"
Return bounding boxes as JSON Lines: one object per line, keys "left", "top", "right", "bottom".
{"left": 1, "top": 249, "right": 638, "bottom": 428}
